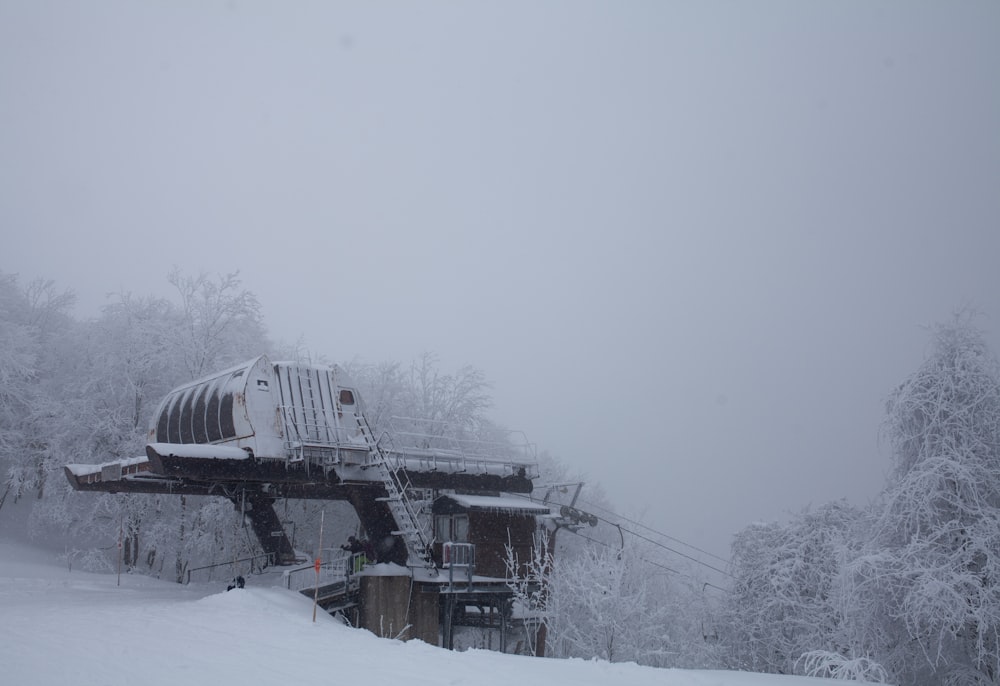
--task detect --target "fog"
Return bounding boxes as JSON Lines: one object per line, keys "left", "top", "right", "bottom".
{"left": 3, "top": 0, "right": 998, "bottom": 558}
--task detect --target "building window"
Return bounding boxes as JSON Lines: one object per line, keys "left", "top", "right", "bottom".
{"left": 179, "top": 387, "right": 196, "bottom": 444}
{"left": 220, "top": 392, "right": 236, "bottom": 439}
{"left": 206, "top": 382, "right": 223, "bottom": 442}
{"left": 192, "top": 385, "right": 210, "bottom": 443}
{"left": 167, "top": 393, "right": 184, "bottom": 443}
{"left": 434, "top": 514, "right": 469, "bottom": 542}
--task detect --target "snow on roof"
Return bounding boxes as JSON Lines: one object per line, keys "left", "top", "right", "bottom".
{"left": 147, "top": 443, "right": 251, "bottom": 460}
{"left": 444, "top": 494, "right": 551, "bottom": 514}
{"left": 168, "top": 355, "right": 267, "bottom": 393}
{"left": 64, "top": 455, "right": 149, "bottom": 477}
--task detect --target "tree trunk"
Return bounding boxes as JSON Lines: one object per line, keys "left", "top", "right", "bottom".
{"left": 175, "top": 495, "right": 187, "bottom": 583}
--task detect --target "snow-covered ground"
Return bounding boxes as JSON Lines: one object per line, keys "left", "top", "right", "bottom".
{"left": 0, "top": 538, "right": 856, "bottom": 686}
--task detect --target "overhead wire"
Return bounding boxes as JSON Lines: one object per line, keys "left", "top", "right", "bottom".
{"left": 587, "top": 510, "right": 732, "bottom": 578}
{"left": 575, "top": 496, "right": 730, "bottom": 565}
{"left": 566, "top": 527, "right": 680, "bottom": 574}
{"left": 562, "top": 526, "right": 730, "bottom": 594}
{"left": 515, "top": 490, "right": 733, "bottom": 580}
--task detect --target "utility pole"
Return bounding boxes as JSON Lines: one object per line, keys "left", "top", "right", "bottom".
{"left": 534, "top": 482, "right": 583, "bottom": 657}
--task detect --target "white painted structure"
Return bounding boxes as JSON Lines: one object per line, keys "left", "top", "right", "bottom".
{"left": 149, "top": 355, "right": 372, "bottom": 465}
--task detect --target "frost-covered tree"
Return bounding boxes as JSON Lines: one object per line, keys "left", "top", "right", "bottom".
{"left": 344, "top": 352, "right": 512, "bottom": 460}
{"left": 546, "top": 541, "right": 650, "bottom": 662}
{"left": 504, "top": 527, "right": 553, "bottom": 656}
{"left": 0, "top": 274, "right": 38, "bottom": 511}
{"left": 341, "top": 359, "right": 408, "bottom": 437}
{"left": 850, "top": 315, "right": 1000, "bottom": 685}
{"left": 724, "top": 500, "right": 868, "bottom": 676}
{"left": 167, "top": 269, "right": 268, "bottom": 378}
{"left": 544, "top": 538, "right": 719, "bottom": 668}
{"left": 520, "top": 460, "right": 725, "bottom": 667}
{"left": 23, "top": 292, "right": 190, "bottom": 569}
{"left": 93, "top": 293, "right": 185, "bottom": 434}
{"left": 394, "top": 352, "right": 494, "bottom": 449}
{"left": 22, "top": 271, "right": 273, "bottom": 576}
{"left": 0, "top": 274, "right": 76, "bottom": 509}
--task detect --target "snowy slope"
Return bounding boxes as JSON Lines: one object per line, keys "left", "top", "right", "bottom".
{"left": 0, "top": 539, "right": 860, "bottom": 686}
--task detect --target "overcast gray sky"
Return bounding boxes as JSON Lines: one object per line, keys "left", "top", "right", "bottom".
{"left": 3, "top": 1, "right": 999, "bottom": 559}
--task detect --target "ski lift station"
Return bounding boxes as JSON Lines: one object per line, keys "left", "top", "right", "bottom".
{"left": 65, "top": 356, "right": 552, "bottom": 652}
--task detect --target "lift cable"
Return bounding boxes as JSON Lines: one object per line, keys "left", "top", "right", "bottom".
{"left": 563, "top": 527, "right": 730, "bottom": 594}
{"left": 517, "top": 490, "right": 732, "bottom": 578}
{"left": 566, "top": 528, "right": 680, "bottom": 574}
{"left": 588, "top": 511, "right": 732, "bottom": 578}
{"left": 575, "top": 496, "right": 730, "bottom": 565}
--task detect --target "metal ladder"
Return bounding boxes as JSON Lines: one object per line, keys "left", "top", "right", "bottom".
{"left": 376, "top": 455, "right": 436, "bottom": 570}
{"left": 363, "top": 423, "right": 436, "bottom": 573}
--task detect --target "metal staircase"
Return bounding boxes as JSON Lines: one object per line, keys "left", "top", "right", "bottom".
{"left": 375, "top": 455, "right": 436, "bottom": 571}
{"left": 365, "top": 426, "right": 437, "bottom": 573}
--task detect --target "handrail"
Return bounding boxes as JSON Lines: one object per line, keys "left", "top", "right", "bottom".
{"left": 277, "top": 405, "right": 360, "bottom": 446}
{"left": 443, "top": 542, "right": 475, "bottom": 590}
{"left": 184, "top": 553, "right": 274, "bottom": 585}
{"left": 282, "top": 552, "right": 362, "bottom": 593}
{"left": 381, "top": 417, "right": 538, "bottom": 479}
{"left": 382, "top": 449, "right": 538, "bottom": 480}
{"left": 387, "top": 416, "right": 537, "bottom": 462}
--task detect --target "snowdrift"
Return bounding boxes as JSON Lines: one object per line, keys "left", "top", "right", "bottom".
{"left": 0, "top": 539, "right": 871, "bottom": 686}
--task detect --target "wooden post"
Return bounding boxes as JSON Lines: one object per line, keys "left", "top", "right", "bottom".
{"left": 117, "top": 514, "right": 123, "bottom": 587}
{"left": 499, "top": 596, "right": 508, "bottom": 653}
{"left": 312, "top": 509, "right": 324, "bottom": 622}
{"left": 442, "top": 594, "right": 455, "bottom": 650}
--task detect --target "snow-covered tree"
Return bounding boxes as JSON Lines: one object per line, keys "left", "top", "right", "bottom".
{"left": 167, "top": 268, "right": 268, "bottom": 378}
{"left": 504, "top": 527, "right": 553, "bottom": 656}
{"left": 0, "top": 274, "right": 76, "bottom": 509}
{"left": 392, "top": 352, "right": 495, "bottom": 450}
{"left": 21, "top": 271, "right": 274, "bottom": 576}
{"left": 344, "top": 352, "right": 517, "bottom": 464}
{"left": 850, "top": 315, "right": 1000, "bottom": 685}
{"left": 340, "top": 359, "right": 408, "bottom": 437}
{"left": 0, "top": 274, "right": 36, "bottom": 508}
{"left": 544, "top": 536, "right": 720, "bottom": 668}
{"left": 724, "top": 501, "right": 869, "bottom": 676}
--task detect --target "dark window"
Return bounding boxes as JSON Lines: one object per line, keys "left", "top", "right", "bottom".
{"left": 206, "top": 384, "right": 222, "bottom": 442}
{"left": 179, "top": 388, "right": 195, "bottom": 443}
{"left": 167, "top": 393, "right": 184, "bottom": 443}
{"left": 192, "top": 385, "right": 210, "bottom": 443}
{"left": 434, "top": 514, "right": 469, "bottom": 542}
{"left": 339, "top": 389, "right": 355, "bottom": 405}
{"left": 220, "top": 392, "right": 236, "bottom": 439}
{"left": 155, "top": 401, "right": 170, "bottom": 443}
